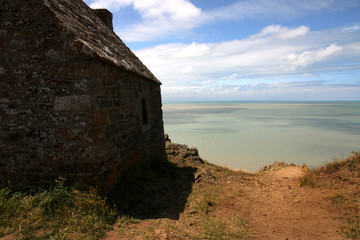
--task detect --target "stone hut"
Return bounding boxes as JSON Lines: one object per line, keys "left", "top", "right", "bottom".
{"left": 0, "top": 0, "right": 165, "bottom": 192}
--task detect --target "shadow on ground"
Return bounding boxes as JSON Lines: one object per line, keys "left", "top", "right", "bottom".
{"left": 107, "top": 158, "right": 197, "bottom": 220}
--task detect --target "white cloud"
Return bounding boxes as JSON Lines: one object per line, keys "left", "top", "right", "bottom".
{"left": 280, "top": 44, "right": 343, "bottom": 71}
{"left": 87, "top": 0, "right": 201, "bottom": 42}
{"left": 345, "top": 41, "right": 360, "bottom": 53}
{"left": 300, "top": 73, "right": 314, "bottom": 78}
{"left": 181, "top": 66, "right": 194, "bottom": 74}
{"left": 162, "top": 80, "right": 360, "bottom": 101}
{"left": 229, "top": 73, "right": 239, "bottom": 79}
{"left": 255, "top": 25, "right": 310, "bottom": 40}
{"left": 342, "top": 24, "right": 360, "bottom": 32}
{"left": 173, "top": 42, "right": 211, "bottom": 58}
{"left": 89, "top": 0, "right": 201, "bottom": 19}
{"left": 201, "top": 0, "right": 357, "bottom": 23}
{"left": 88, "top": 0, "right": 132, "bottom": 10}
{"left": 135, "top": 25, "right": 355, "bottom": 87}
{"left": 86, "top": 0, "right": 357, "bottom": 42}
{"left": 132, "top": 0, "right": 201, "bottom": 21}
{"left": 133, "top": 24, "right": 360, "bottom": 101}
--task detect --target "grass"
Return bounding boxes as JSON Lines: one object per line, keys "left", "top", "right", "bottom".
{"left": 0, "top": 178, "right": 116, "bottom": 240}
{"left": 300, "top": 151, "right": 360, "bottom": 239}
{"left": 194, "top": 215, "right": 248, "bottom": 240}
{"left": 330, "top": 191, "right": 360, "bottom": 239}
{"left": 116, "top": 215, "right": 140, "bottom": 228}
{"left": 189, "top": 192, "right": 249, "bottom": 240}
{"left": 344, "top": 216, "right": 360, "bottom": 239}
{"left": 0, "top": 157, "right": 197, "bottom": 239}
{"left": 188, "top": 190, "right": 219, "bottom": 214}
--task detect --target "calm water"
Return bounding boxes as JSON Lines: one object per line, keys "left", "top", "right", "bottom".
{"left": 163, "top": 102, "right": 360, "bottom": 172}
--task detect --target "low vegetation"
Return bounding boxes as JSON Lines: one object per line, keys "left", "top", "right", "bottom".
{"left": 1, "top": 151, "right": 359, "bottom": 239}
{"left": 0, "top": 155, "right": 250, "bottom": 240}
{"left": 0, "top": 178, "right": 115, "bottom": 240}
{"left": 300, "top": 151, "right": 360, "bottom": 239}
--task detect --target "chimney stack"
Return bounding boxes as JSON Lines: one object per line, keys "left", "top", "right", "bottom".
{"left": 93, "top": 9, "right": 113, "bottom": 30}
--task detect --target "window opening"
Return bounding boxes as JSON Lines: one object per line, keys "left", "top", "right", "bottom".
{"left": 141, "top": 98, "right": 149, "bottom": 125}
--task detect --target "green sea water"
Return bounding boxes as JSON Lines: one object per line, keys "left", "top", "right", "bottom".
{"left": 163, "top": 102, "right": 360, "bottom": 172}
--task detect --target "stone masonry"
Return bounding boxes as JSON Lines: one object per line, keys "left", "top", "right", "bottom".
{"left": 0, "top": 0, "right": 165, "bottom": 193}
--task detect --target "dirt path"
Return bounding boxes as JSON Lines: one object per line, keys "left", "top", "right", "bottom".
{"left": 103, "top": 163, "right": 349, "bottom": 240}
{"left": 229, "top": 166, "right": 345, "bottom": 240}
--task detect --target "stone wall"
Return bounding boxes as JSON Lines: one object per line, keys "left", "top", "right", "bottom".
{"left": 0, "top": 0, "right": 165, "bottom": 193}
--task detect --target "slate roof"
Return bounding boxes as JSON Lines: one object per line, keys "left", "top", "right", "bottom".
{"left": 43, "top": 0, "right": 160, "bottom": 84}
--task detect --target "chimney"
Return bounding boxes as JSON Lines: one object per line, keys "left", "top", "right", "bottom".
{"left": 93, "top": 9, "right": 113, "bottom": 30}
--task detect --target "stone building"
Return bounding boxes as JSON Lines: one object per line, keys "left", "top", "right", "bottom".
{"left": 0, "top": 0, "right": 165, "bottom": 192}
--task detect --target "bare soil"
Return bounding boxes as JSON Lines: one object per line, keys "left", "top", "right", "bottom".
{"left": 103, "top": 157, "right": 355, "bottom": 240}
{"left": 234, "top": 166, "right": 345, "bottom": 240}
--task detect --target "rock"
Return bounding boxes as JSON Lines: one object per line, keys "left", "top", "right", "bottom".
{"left": 164, "top": 134, "right": 204, "bottom": 164}
{"left": 164, "top": 133, "right": 171, "bottom": 142}
{"left": 190, "top": 147, "right": 199, "bottom": 156}
{"left": 194, "top": 172, "right": 202, "bottom": 181}
{"left": 165, "top": 141, "right": 172, "bottom": 149}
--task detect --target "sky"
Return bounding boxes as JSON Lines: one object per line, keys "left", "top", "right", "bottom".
{"left": 83, "top": 0, "right": 360, "bottom": 102}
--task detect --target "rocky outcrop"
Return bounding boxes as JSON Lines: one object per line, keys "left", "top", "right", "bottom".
{"left": 258, "top": 161, "right": 308, "bottom": 173}
{"left": 165, "top": 134, "right": 204, "bottom": 164}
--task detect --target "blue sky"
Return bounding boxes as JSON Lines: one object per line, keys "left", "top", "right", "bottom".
{"left": 84, "top": 0, "right": 360, "bottom": 102}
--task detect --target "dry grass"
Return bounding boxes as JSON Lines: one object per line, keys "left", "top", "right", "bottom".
{"left": 300, "top": 151, "right": 360, "bottom": 239}
{"left": 299, "top": 171, "right": 317, "bottom": 187}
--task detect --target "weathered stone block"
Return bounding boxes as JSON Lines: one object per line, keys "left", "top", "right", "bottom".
{"left": 54, "top": 95, "right": 91, "bottom": 112}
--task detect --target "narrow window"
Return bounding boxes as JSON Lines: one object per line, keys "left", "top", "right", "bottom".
{"left": 141, "top": 98, "right": 149, "bottom": 125}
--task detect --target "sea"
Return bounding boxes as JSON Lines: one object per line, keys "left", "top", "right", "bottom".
{"left": 162, "top": 101, "right": 360, "bottom": 172}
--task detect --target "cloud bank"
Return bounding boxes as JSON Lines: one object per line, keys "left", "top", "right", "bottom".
{"left": 133, "top": 25, "right": 360, "bottom": 100}
{"left": 135, "top": 25, "right": 359, "bottom": 80}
